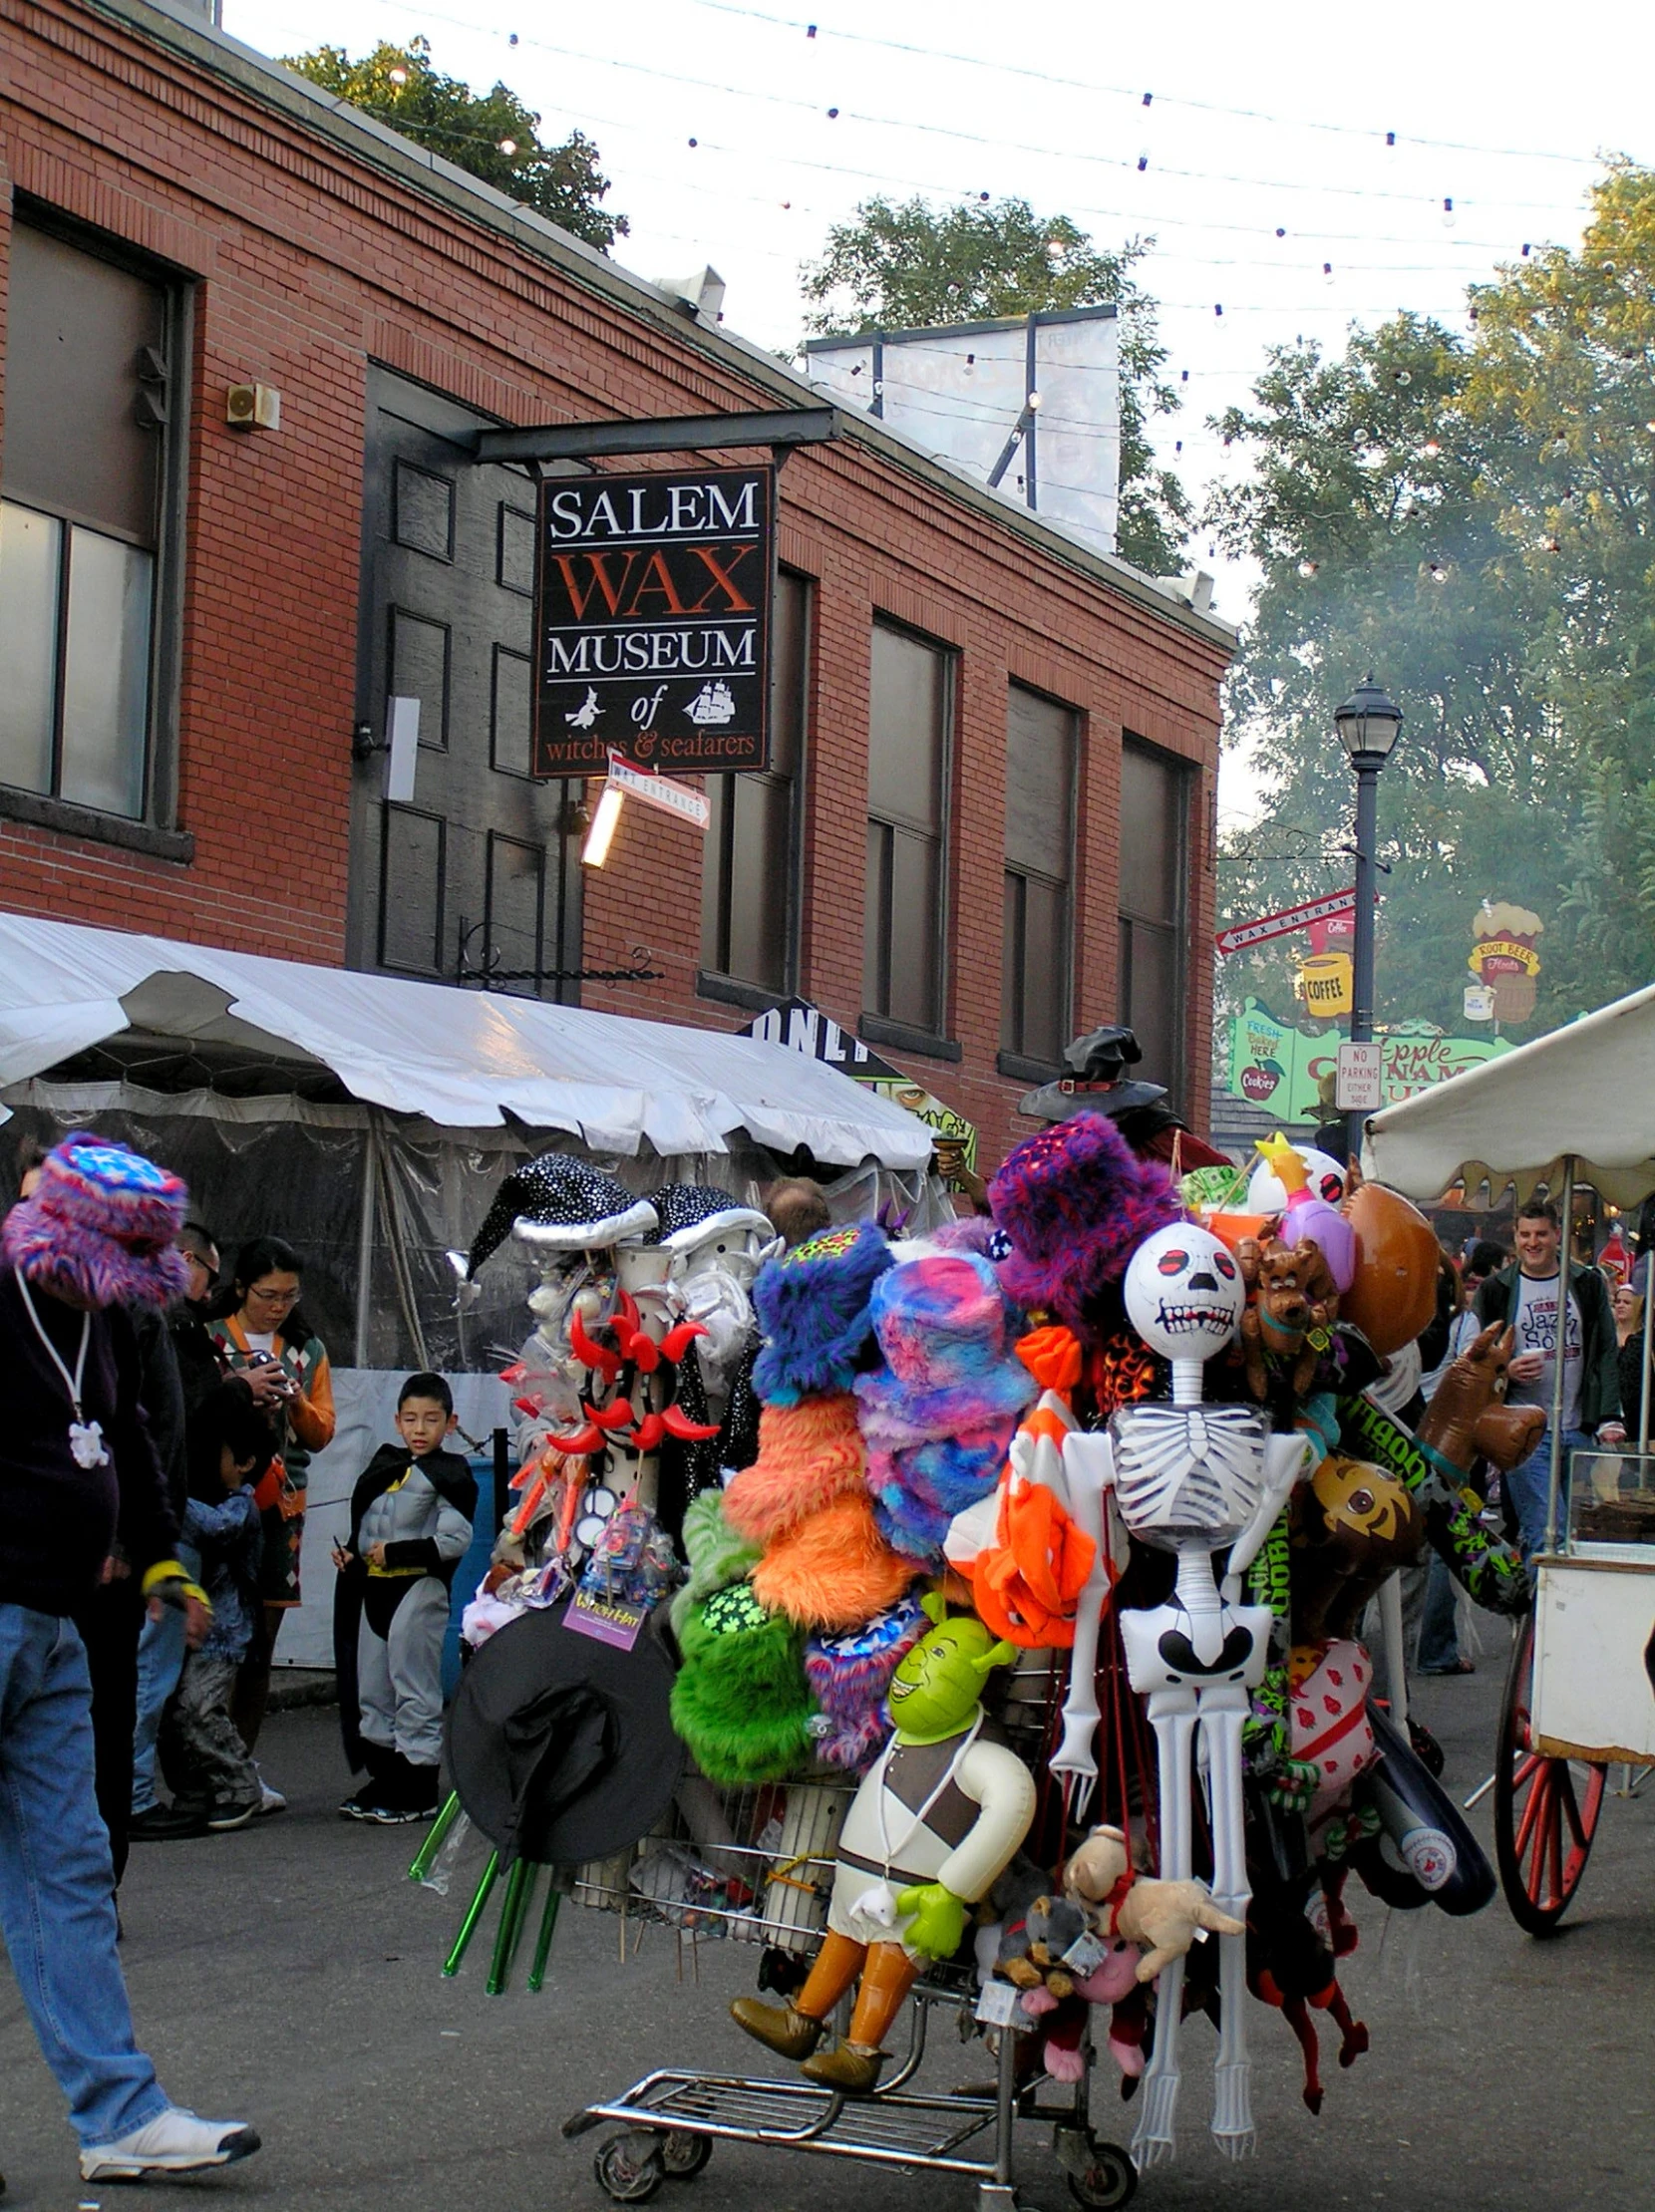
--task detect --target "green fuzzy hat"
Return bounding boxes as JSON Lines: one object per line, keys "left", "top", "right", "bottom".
{"left": 670, "top": 1582, "right": 818, "bottom": 1786}
{"left": 669, "top": 1492, "right": 764, "bottom": 1642}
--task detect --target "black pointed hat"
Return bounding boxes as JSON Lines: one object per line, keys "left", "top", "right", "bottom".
{"left": 466, "top": 1152, "right": 658, "bottom": 1279}
{"left": 646, "top": 1182, "right": 775, "bottom": 1253}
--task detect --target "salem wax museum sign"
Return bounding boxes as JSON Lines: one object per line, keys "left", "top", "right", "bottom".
{"left": 533, "top": 465, "right": 774, "bottom": 777}
{"left": 1226, "top": 999, "right": 1511, "bottom": 1121}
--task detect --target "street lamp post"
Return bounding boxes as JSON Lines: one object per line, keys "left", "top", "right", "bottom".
{"left": 1333, "top": 677, "right": 1404, "bottom": 1165}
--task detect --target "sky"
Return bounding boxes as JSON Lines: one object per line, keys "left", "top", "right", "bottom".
{"left": 224, "top": 0, "right": 1655, "bottom": 835}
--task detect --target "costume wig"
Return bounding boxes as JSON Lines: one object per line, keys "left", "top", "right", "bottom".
{"left": 722, "top": 1394, "right": 867, "bottom": 1549}
{"left": 670, "top": 1581, "right": 817, "bottom": 1785}
{"left": 805, "top": 1594, "right": 926, "bottom": 1771}
{"left": 4, "top": 1132, "right": 189, "bottom": 1310}
{"left": 855, "top": 1254, "right": 1035, "bottom": 1563}
{"left": 751, "top": 1221, "right": 893, "bottom": 1406}
{"left": 668, "top": 1490, "right": 762, "bottom": 1641}
{"left": 989, "top": 1112, "right": 1181, "bottom": 1339}
{"left": 751, "top": 1485, "right": 915, "bottom": 1632}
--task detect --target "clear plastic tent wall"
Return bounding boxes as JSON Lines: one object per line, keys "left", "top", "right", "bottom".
{"left": 1, "top": 1081, "right": 943, "bottom": 1375}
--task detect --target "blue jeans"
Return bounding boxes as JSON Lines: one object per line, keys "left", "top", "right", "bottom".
{"left": 1416, "top": 1552, "right": 1462, "bottom": 1670}
{"left": 0, "top": 1604, "right": 168, "bottom": 2145}
{"left": 131, "top": 1539, "right": 197, "bottom": 1814}
{"left": 1505, "top": 1427, "right": 1592, "bottom": 1562}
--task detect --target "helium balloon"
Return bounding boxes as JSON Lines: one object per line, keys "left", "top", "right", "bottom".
{"left": 1339, "top": 1179, "right": 1439, "bottom": 1355}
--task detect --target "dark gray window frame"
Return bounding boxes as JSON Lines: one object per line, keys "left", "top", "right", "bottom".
{"left": 392, "top": 457, "right": 456, "bottom": 562}
{"left": 0, "top": 196, "right": 195, "bottom": 849}
{"left": 861, "top": 611, "right": 957, "bottom": 1056}
{"left": 386, "top": 604, "right": 452, "bottom": 752}
{"left": 495, "top": 499, "right": 536, "bottom": 597}
{"left": 698, "top": 564, "right": 812, "bottom": 1003}
{"left": 377, "top": 800, "right": 448, "bottom": 975}
{"left": 998, "top": 680, "right": 1080, "bottom": 1078}
{"left": 1118, "top": 732, "right": 1192, "bottom": 1110}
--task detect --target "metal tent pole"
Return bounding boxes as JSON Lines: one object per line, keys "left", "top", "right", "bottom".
{"left": 1542, "top": 1155, "right": 1575, "bottom": 1556}
{"left": 1639, "top": 1242, "right": 1654, "bottom": 1456}
{"left": 352, "top": 1111, "right": 379, "bottom": 1367}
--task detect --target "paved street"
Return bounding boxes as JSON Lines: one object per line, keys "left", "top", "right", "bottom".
{"left": 4, "top": 1645, "right": 1654, "bottom": 2212}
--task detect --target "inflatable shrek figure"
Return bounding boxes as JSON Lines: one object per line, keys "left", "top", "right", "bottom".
{"left": 732, "top": 1596, "right": 1035, "bottom": 2094}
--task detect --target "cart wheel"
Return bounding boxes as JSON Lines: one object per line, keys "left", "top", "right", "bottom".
{"left": 1067, "top": 2136, "right": 1137, "bottom": 2209}
{"left": 593, "top": 2132, "right": 665, "bottom": 2203}
{"left": 1492, "top": 1616, "right": 1607, "bottom": 1936}
{"left": 658, "top": 2131, "right": 712, "bottom": 2179}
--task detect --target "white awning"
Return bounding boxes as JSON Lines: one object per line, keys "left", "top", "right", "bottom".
{"left": 1364, "top": 980, "right": 1655, "bottom": 1206}
{"left": 0, "top": 913, "right": 932, "bottom": 1168}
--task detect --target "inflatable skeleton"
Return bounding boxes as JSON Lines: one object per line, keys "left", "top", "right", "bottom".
{"left": 1051, "top": 1222, "right": 1311, "bottom": 2169}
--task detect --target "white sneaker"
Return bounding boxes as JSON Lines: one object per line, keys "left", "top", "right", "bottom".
{"left": 258, "top": 1777, "right": 287, "bottom": 1815}
{"left": 80, "top": 2107, "right": 261, "bottom": 2179}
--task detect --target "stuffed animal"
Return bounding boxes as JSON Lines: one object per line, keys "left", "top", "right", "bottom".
{"left": 1238, "top": 1236, "right": 1337, "bottom": 1402}
{"left": 1063, "top": 1824, "right": 1245, "bottom": 1981}
{"left": 731, "top": 1598, "right": 1035, "bottom": 2096}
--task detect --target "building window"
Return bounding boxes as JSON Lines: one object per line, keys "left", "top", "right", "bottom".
{"left": 1001, "top": 684, "right": 1077, "bottom": 1067}
{"left": 700, "top": 568, "right": 809, "bottom": 994}
{"left": 863, "top": 619, "right": 951, "bottom": 1036}
{"left": 1118, "top": 737, "right": 1191, "bottom": 1105}
{"left": 0, "top": 214, "right": 182, "bottom": 822}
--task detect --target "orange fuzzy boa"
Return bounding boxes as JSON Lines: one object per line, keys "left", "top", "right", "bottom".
{"left": 753, "top": 1486, "right": 915, "bottom": 1630}
{"left": 723, "top": 1394, "right": 867, "bottom": 1547}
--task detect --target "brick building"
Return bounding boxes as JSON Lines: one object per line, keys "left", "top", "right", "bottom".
{"left": 0, "top": 0, "right": 1232, "bottom": 1173}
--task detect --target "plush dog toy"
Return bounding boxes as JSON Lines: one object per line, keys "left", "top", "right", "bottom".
{"left": 1063, "top": 1824, "right": 1245, "bottom": 1980}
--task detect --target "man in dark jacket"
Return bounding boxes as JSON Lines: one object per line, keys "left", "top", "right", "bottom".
{"left": 1476, "top": 1198, "right": 1624, "bottom": 1557}
{"left": 0, "top": 1134, "right": 260, "bottom": 2185}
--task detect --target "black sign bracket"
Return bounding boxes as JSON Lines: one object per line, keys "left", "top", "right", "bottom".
{"left": 469, "top": 408, "right": 837, "bottom": 468}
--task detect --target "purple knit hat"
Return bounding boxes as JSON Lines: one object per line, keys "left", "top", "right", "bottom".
{"left": 989, "top": 1111, "right": 1181, "bottom": 1336}
{"left": 855, "top": 1254, "right": 1034, "bottom": 1562}
{"left": 4, "top": 1133, "right": 189, "bottom": 1310}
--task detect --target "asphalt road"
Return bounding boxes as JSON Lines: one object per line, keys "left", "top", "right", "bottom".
{"left": 4, "top": 1639, "right": 1654, "bottom": 2212}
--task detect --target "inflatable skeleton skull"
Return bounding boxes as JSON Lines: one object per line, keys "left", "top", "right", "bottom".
{"left": 1123, "top": 1222, "right": 1245, "bottom": 1368}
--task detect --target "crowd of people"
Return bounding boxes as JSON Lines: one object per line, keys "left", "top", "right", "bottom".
{"left": 3, "top": 1106, "right": 1649, "bottom": 2191}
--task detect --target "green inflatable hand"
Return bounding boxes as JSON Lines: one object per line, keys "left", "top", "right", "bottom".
{"left": 894, "top": 1881, "right": 967, "bottom": 1961}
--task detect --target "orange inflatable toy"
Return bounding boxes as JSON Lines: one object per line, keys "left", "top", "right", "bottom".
{"left": 1338, "top": 1172, "right": 1439, "bottom": 1355}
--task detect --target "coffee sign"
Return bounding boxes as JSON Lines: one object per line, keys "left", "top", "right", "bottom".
{"left": 532, "top": 465, "right": 774, "bottom": 777}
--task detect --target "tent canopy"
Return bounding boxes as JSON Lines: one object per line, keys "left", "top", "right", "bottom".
{"left": 0, "top": 913, "right": 932, "bottom": 1169}
{"left": 1364, "top": 980, "right": 1655, "bottom": 1206}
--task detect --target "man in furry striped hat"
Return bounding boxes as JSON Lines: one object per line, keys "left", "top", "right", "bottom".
{"left": 0, "top": 1134, "right": 261, "bottom": 2186}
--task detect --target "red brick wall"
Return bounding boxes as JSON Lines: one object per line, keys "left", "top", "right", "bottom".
{"left": 0, "top": 0, "right": 1228, "bottom": 1167}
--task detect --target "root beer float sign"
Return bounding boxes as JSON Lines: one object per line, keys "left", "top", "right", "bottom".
{"left": 532, "top": 465, "right": 774, "bottom": 777}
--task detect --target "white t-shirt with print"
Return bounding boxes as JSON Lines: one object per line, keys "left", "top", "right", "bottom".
{"left": 1506, "top": 1271, "right": 1582, "bottom": 1429}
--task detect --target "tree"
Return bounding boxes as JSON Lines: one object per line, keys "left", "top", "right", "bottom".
{"left": 800, "top": 196, "right": 1187, "bottom": 576}
{"left": 1207, "top": 169, "right": 1655, "bottom": 1049}
{"left": 285, "top": 38, "right": 626, "bottom": 250}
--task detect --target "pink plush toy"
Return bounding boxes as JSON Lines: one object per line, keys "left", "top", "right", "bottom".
{"left": 1017, "top": 1937, "right": 1148, "bottom": 2083}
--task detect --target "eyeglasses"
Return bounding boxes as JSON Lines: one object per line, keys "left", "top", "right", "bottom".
{"left": 246, "top": 1283, "right": 300, "bottom": 1308}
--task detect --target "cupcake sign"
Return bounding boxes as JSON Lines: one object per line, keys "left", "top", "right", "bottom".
{"left": 1469, "top": 900, "right": 1542, "bottom": 1022}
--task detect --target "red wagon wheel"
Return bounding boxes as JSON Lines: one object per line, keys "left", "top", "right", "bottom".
{"left": 1492, "top": 1616, "right": 1607, "bottom": 1935}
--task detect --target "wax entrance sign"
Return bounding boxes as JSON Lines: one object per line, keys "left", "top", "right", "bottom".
{"left": 603, "top": 752, "right": 711, "bottom": 830}
{"left": 740, "top": 997, "right": 977, "bottom": 1175}
{"left": 1226, "top": 1000, "right": 1511, "bottom": 1121}
{"left": 1215, "top": 888, "right": 1356, "bottom": 958}
{"left": 533, "top": 465, "right": 774, "bottom": 776}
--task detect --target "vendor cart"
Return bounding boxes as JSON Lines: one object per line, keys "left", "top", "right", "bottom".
{"left": 1366, "top": 982, "right": 1655, "bottom": 1931}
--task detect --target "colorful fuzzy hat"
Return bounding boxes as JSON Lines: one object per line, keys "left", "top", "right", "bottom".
{"left": 669, "top": 1581, "right": 818, "bottom": 1786}
{"left": 855, "top": 1254, "right": 1035, "bottom": 1563}
{"left": 724, "top": 1392, "right": 916, "bottom": 1630}
{"left": 989, "top": 1112, "right": 1181, "bottom": 1338}
{"left": 752, "top": 1220, "right": 893, "bottom": 1406}
{"left": 669, "top": 1490, "right": 762, "bottom": 1641}
{"left": 805, "top": 1594, "right": 927, "bottom": 1772}
{"left": 4, "top": 1133, "right": 189, "bottom": 1310}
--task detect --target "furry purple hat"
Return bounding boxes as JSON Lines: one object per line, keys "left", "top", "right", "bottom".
{"left": 805, "top": 1594, "right": 927, "bottom": 1772}
{"left": 752, "top": 1220, "right": 894, "bottom": 1407}
{"left": 4, "top": 1133, "right": 189, "bottom": 1310}
{"left": 989, "top": 1111, "right": 1181, "bottom": 1337}
{"left": 855, "top": 1253, "right": 1035, "bottom": 1562}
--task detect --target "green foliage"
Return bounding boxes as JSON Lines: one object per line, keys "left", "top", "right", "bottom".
{"left": 800, "top": 196, "right": 1187, "bottom": 576}
{"left": 285, "top": 37, "right": 626, "bottom": 250}
{"left": 1207, "top": 166, "right": 1655, "bottom": 1044}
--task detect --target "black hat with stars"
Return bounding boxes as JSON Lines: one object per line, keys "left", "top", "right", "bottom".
{"left": 645, "top": 1183, "right": 776, "bottom": 1254}
{"left": 466, "top": 1152, "right": 658, "bottom": 1279}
